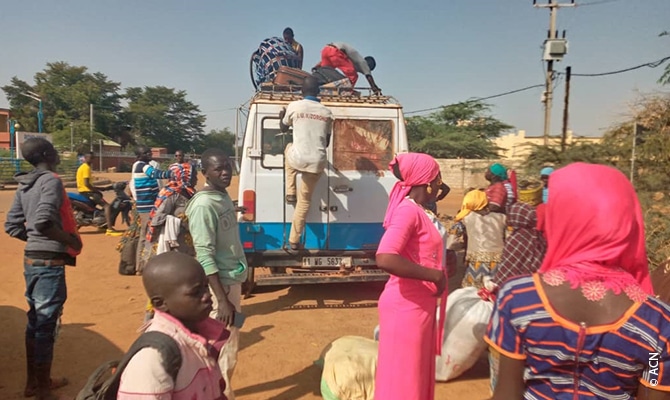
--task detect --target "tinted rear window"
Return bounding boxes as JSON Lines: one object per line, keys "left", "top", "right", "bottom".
{"left": 332, "top": 119, "right": 394, "bottom": 172}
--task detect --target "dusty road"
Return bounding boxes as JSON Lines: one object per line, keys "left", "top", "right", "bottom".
{"left": 0, "top": 173, "right": 490, "bottom": 400}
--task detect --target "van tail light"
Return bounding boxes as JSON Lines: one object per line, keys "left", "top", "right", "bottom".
{"left": 242, "top": 190, "right": 256, "bottom": 222}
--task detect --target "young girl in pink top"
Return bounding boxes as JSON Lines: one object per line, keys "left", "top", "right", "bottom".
{"left": 375, "top": 153, "right": 448, "bottom": 400}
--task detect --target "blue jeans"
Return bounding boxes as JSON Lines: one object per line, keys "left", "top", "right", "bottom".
{"left": 24, "top": 260, "right": 67, "bottom": 364}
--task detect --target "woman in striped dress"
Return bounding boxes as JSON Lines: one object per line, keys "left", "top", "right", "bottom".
{"left": 486, "top": 163, "right": 670, "bottom": 399}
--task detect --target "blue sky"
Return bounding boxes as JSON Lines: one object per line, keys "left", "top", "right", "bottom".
{"left": 3, "top": 0, "right": 669, "bottom": 138}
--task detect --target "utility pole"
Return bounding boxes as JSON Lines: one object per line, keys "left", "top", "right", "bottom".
{"left": 70, "top": 121, "right": 74, "bottom": 153}
{"left": 235, "top": 106, "right": 240, "bottom": 171}
{"left": 89, "top": 104, "right": 94, "bottom": 151}
{"left": 18, "top": 91, "right": 43, "bottom": 133}
{"left": 630, "top": 122, "right": 637, "bottom": 185}
{"left": 561, "top": 66, "right": 571, "bottom": 152}
{"left": 534, "top": 0, "right": 575, "bottom": 146}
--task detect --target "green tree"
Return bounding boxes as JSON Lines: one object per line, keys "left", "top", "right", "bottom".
{"left": 406, "top": 101, "right": 512, "bottom": 158}
{"left": 523, "top": 141, "right": 612, "bottom": 174}
{"left": 122, "top": 86, "right": 206, "bottom": 152}
{"left": 195, "top": 128, "right": 236, "bottom": 155}
{"left": 601, "top": 95, "right": 670, "bottom": 192}
{"left": 2, "top": 62, "right": 122, "bottom": 149}
{"left": 523, "top": 94, "right": 670, "bottom": 268}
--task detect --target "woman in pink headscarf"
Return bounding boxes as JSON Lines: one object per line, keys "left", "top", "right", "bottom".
{"left": 485, "top": 163, "right": 670, "bottom": 399}
{"left": 375, "top": 153, "right": 448, "bottom": 400}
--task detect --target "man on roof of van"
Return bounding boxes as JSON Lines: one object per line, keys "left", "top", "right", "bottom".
{"left": 313, "top": 42, "right": 382, "bottom": 95}
{"left": 283, "top": 27, "right": 303, "bottom": 69}
{"left": 279, "top": 76, "right": 334, "bottom": 251}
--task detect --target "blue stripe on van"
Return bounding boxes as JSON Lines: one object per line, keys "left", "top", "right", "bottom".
{"left": 239, "top": 222, "right": 384, "bottom": 252}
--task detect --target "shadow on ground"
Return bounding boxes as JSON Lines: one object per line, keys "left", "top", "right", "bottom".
{"left": 0, "top": 305, "right": 124, "bottom": 400}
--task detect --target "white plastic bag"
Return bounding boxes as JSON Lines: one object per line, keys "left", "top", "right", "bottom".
{"left": 435, "top": 284, "right": 495, "bottom": 382}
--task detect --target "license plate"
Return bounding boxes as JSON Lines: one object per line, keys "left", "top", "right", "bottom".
{"left": 302, "top": 256, "right": 352, "bottom": 268}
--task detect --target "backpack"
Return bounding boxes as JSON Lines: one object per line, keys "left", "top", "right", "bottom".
{"left": 76, "top": 331, "right": 182, "bottom": 400}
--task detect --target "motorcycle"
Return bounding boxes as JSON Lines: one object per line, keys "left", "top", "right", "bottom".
{"left": 68, "top": 181, "right": 132, "bottom": 230}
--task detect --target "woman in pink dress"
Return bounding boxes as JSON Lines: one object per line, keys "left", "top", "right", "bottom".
{"left": 375, "top": 153, "right": 448, "bottom": 400}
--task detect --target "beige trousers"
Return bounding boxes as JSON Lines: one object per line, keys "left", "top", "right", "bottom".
{"left": 285, "top": 145, "right": 322, "bottom": 245}
{"left": 210, "top": 283, "right": 242, "bottom": 400}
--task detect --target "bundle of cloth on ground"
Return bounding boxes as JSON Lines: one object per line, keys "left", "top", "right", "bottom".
{"left": 317, "top": 336, "right": 378, "bottom": 400}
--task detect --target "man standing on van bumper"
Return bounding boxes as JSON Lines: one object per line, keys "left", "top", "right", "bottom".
{"left": 279, "top": 76, "right": 333, "bottom": 251}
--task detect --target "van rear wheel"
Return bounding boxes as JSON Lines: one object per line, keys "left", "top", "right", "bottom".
{"left": 243, "top": 267, "right": 255, "bottom": 298}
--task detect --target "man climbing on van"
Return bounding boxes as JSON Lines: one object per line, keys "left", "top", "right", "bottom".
{"left": 279, "top": 76, "right": 334, "bottom": 251}
{"left": 313, "top": 42, "right": 382, "bottom": 95}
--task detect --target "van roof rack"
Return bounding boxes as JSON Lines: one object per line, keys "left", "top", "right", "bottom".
{"left": 254, "top": 83, "right": 398, "bottom": 105}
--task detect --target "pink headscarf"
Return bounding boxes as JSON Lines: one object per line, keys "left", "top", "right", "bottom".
{"left": 538, "top": 163, "right": 653, "bottom": 296}
{"left": 383, "top": 153, "right": 441, "bottom": 229}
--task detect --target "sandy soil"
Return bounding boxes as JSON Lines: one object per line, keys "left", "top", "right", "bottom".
{"left": 0, "top": 172, "right": 490, "bottom": 400}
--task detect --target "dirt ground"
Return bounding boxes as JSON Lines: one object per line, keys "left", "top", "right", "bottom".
{"left": 0, "top": 172, "right": 490, "bottom": 400}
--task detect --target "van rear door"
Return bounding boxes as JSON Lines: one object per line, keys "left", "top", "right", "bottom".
{"left": 326, "top": 114, "right": 398, "bottom": 251}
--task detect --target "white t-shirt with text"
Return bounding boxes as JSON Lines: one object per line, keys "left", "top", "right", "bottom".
{"left": 282, "top": 98, "right": 333, "bottom": 174}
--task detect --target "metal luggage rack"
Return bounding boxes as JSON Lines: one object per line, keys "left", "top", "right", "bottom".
{"left": 255, "top": 83, "right": 397, "bottom": 105}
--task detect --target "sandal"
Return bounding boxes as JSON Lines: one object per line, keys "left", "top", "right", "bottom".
{"left": 286, "top": 242, "right": 302, "bottom": 255}
{"left": 285, "top": 195, "right": 297, "bottom": 204}
{"left": 23, "top": 377, "right": 69, "bottom": 398}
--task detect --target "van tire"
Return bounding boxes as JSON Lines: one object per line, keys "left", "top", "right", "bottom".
{"left": 243, "top": 265, "right": 256, "bottom": 299}
{"left": 242, "top": 254, "right": 259, "bottom": 299}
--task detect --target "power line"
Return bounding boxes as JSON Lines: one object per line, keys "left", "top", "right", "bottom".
{"left": 578, "top": 0, "right": 621, "bottom": 7}
{"left": 567, "top": 55, "right": 670, "bottom": 77}
{"left": 404, "top": 83, "right": 546, "bottom": 115}
{"left": 203, "top": 107, "right": 238, "bottom": 113}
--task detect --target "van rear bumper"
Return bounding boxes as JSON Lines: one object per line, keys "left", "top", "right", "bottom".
{"left": 245, "top": 249, "right": 376, "bottom": 268}
{"left": 244, "top": 250, "right": 388, "bottom": 287}
{"left": 253, "top": 269, "right": 389, "bottom": 286}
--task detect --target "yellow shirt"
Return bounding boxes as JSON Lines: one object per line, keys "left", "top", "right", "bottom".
{"left": 291, "top": 40, "right": 303, "bottom": 68}
{"left": 76, "top": 163, "right": 93, "bottom": 193}
{"left": 291, "top": 40, "right": 302, "bottom": 54}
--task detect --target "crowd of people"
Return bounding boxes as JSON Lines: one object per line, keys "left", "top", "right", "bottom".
{"left": 5, "top": 138, "right": 247, "bottom": 399}
{"left": 374, "top": 155, "right": 670, "bottom": 400}
{"left": 5, "top": 85, "right": 670, "bottom": 400}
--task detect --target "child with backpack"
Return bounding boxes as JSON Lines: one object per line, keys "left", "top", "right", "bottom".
{"left": 115, "top": 252, "right": 229, "bottom": 399}
{"left": 5, "top": 138, "right": 82, "bottom": 400}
